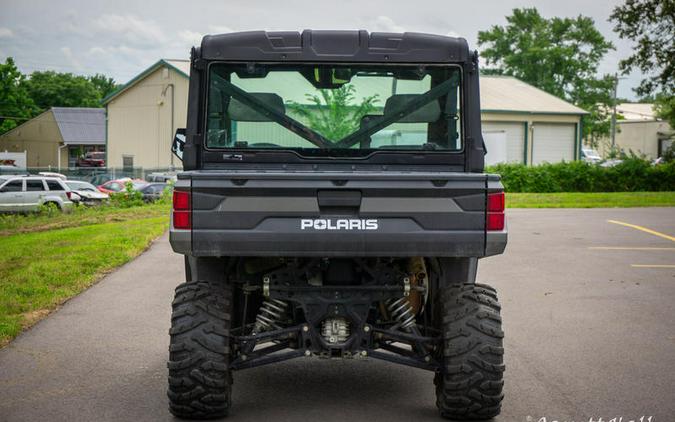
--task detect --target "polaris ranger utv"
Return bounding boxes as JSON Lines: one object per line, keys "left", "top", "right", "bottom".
{"left": 168, "top": 30, "right": 507, "bottom": 420}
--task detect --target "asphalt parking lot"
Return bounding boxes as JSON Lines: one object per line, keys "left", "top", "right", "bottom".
{"left": 1, "top": 208, "right": 674, "bottom": 422}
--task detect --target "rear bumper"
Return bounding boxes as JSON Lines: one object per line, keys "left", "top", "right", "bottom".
{"left": 170, "top": 228, "right": 507, "bottom": 257}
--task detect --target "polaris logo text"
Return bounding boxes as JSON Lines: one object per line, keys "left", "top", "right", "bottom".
{"left": 300, "top": 219, "right": 379, "bottom": 231}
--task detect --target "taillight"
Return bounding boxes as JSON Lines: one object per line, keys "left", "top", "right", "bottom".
{"left": 487, "top": 191, "right": 505, "bottom": 231}
{"left": 66, "top": 191, "right": 72, "bottom": 200}
{"left": 173, "top": 190, "right": 191, "bottom": 230}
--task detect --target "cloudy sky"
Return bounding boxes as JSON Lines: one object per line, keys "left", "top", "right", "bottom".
{"left": 0, "top": 0, "right": 642, "bottom": 99}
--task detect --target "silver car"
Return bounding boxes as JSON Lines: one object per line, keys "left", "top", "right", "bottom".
{"left": 0, "top": 176, "right": 74, "bottom": 212}
{"left": 65, "top": 180, "right": 109, "bottom": 206}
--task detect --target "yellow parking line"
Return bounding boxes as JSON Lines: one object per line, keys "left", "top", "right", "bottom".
{"left": 631, "top": 264, "right": 675, "bottom": 268}
{"left": 589, "top": 247, "right": 675, "bottom": 251}
{"left": 607, "top": 220, "right": 675, "bottom": 243}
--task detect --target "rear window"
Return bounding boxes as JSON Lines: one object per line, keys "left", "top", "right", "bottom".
{"left": 26, "top": 180, "right": 46, "bottom": 191}
{"left": 205, "top": 63, "right": 463, "bottom": 157}
{"left": 1, "top": 180, "right": 23, "bottom": 192}
{"left": 145, "top": 185, "right": 165, "bottom": 193}
{"left": 46, "top": 180, "right": 65, "bottom": 191}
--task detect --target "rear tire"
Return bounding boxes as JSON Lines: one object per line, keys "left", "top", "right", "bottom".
{"left": 434, "top": 283, "right": 505, "bottom": 420}
{"left": 168, "top": 280, "right": 233, "bottom": 419}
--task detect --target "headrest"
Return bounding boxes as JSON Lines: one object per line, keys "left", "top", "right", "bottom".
{"left": 383, "top": 94, "right": 441, "bottom": 123}
{"left": 227, "top": 93, "right": 285, "bottom": 122}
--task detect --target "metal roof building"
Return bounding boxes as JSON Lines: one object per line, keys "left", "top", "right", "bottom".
{"left": 103, "top": 59, "right": 189, "bottom": 170}
{"left": 0, "top": 107, "right": 105, "bottom": 169}
{"left": 103, "top": 59, "right": 587, "bottom": 169}
{"left": 598, "top": 103, "right": 673, "bottom": 159}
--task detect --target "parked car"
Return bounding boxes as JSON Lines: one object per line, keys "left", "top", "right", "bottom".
{"left": 600, "top": 158, "right": 623, "bottom": 167}
{"left": 146, "top": 172, "right": 177, "bottom": 183}
{"left": 77, "top": 151, "right": 106, "bottom": 167}
{"left": 65, "top": 180, "right": 109, "bottom": 206}
{"left": 581, "top": 147, "right": 602, "bottom": 164}
{"left": 88, "top": 173, "right": 113, "bottom": 187}
{"left": 97, "top": 178, "right": 147, "bottom": 194}
{"left": 138, "top": 182, "right": 170, "bottom": 202}
{"left": 0, "top": 176, "right": 74, "bottom": 212}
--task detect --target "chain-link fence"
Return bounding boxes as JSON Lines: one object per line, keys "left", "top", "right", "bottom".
{"left": 0, "top": 166, "right": 179, "bottom": 185}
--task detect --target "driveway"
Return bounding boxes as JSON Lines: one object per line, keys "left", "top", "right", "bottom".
{"left": 1, "top": 208, "right": 674, "bottom": 421}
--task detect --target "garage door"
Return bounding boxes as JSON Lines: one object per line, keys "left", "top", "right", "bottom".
{"left": 482, "top": 122, "right": 525, "bottom": 164}
{"left": 532, "top": 124, "right": 576, "bottom": 165}
{"left": 482, "top": 131, "right": 508, "bottom": 165}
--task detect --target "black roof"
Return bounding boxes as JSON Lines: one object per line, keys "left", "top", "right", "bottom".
{"left": 199, "top": 30, "right": 470, "bottom": 63}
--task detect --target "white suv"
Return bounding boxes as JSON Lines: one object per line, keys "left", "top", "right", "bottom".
{"left": 0, "top": 176, "right": 74, "bottom": 212}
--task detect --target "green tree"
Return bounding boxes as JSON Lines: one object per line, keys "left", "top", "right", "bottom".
{"left": 88, "top": 73, "right": 120, "bottom": 99}
{"left": 287, "top": 85, "right": 379, "bottom": 140}
{"left": 25, "top": 71, "right": 102, "bottom": 110}
{"left": 0, "top": 58, "right": 37, "bottom": 134}
{"left": 477, "top": 8, "right": 616, "bottom": 144}
{"left": 610, "top": 0, "right": 674, "bottom": 96}
{"left": 611, "top": 0, "right": 675, "bottom": 126}
{"left": 653, "top": 94, "right": 675, "bottom": 127}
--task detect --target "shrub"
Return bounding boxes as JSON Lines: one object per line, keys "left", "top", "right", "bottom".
{"left": 109, "top": 181, "right": 145, "bottom": 208}
{"left": 487, "top": 159, "right": 675, "bottom": 192}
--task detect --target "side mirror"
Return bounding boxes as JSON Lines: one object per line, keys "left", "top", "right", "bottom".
{"left": 172, "top": 128, "right": 186, "bottom": 161}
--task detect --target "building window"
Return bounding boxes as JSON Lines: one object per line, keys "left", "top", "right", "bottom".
{"left": 122, "top": 155, "right": 134, "bottom": 171}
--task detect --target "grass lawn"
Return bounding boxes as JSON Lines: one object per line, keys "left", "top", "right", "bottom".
{"left": 0, "top": 216, "right": 168, "bottom": 347}
{"left": 0, "top": 202, "right": 170, "bottom": 236}
{"left": 507, "top": 191, "right": 675, "bottom": 208}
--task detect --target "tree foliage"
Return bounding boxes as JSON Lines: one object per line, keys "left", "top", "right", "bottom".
{"left": 25, "top": 71, "right": 102, "bottom": 110}
{"left": 477, "top": 8, "right": 616, "bottom": 144}
{"left": 654, "top": 93, "right": 675, "bottom": 127}
{"left": 610, "top": 0, "right": 675, "bottom": 96}
{"left": 0, "top": 59, "right": 120, "bottom": 134}
{"left": 88, "top": 73, "right": 120, "bottom": 99}
{"left": 0, "top": 58, "right": 37, "bottom": 134}
{"left": 611, "top": 0, "right": 675, "bottom": 127}
{"left": 287, "top": 85, "right": 379, "bottom": 141}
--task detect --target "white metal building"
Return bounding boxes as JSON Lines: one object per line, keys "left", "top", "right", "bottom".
{"left": 480, "top": 76, "right": 587, "bottom": 165}
{"left": 598, "top": 103, "right": 673, "bottom": 158}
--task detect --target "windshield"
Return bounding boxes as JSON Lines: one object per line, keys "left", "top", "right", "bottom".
{"left": 205, "top": 64, "right": 462, "bottom": 156}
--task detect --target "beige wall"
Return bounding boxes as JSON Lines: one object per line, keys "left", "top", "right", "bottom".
{"left": 0, "top": 111, "right": 69, "bottom": 168}
{"left": 598, "top": 120, "right": 671, "bottom": 159}
{"left": 106, "top": 66, "right": 188, "bottom": 169}
{"left": 481, "top": 112, "right": 581, "bottom": 165}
